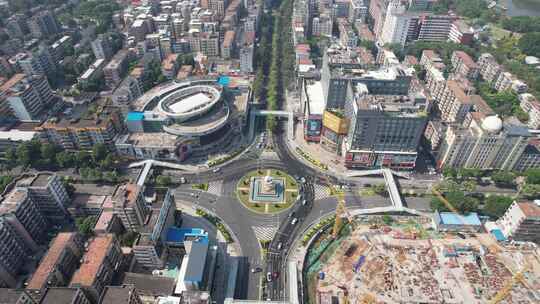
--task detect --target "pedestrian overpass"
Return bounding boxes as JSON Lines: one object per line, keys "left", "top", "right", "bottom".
{"left": 345, "top": 168, "right": 408, "bottom": 211}
{"left": 248, "top": 109, "right": 295, "bottom": 140}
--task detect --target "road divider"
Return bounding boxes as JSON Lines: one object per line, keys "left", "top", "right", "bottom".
{"left": 195, "top": 208, "right": 233, "bottom": 243}
{"left": 295, "top": 147, "right": 328, "bottom": 171}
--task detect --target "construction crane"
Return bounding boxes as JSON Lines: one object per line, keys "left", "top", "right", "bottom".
{"left": 327, "top": 178, "right": 356, "bottom": 238}
{"left": 489, "top": 265, "right": 529, "bottom": 304}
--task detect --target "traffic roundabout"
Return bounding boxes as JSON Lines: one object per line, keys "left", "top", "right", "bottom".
{"left": 235, "top": 168, "right": 300, "bottom": 214}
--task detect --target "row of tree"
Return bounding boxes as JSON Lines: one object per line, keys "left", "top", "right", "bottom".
{"left": 2, "top": 140, "right": 117, "bottom": 172}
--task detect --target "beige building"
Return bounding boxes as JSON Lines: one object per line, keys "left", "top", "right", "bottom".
{"left": 110, "top": 183, "right": 148, "bottom": 231}
{"left": 438, "top": 115, "right": 531, "bottom": 170}
{"left": 451, "top": 51, "right": 479, "bottom": 81}
{"left": 436, "top": 80, "right": 473, "bottom": 124}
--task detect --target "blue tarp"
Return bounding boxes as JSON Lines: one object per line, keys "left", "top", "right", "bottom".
{"left": 166, "top": 227, "right": 208, "bottom": 243}
{"left": 218, "top": 76, "right": 230, "bottom": 87}
{"left": 491, "top": 229, "right": 506, "bottom": 241}
{"left": 439, "top": 212, "right": 482, "bottom": 226}
{"left": 126, "top": 112, "right": 144, "bottom": 121}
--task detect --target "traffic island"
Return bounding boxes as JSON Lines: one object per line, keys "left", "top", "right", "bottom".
{"left": 236, "top": 169, "right": 299, "bottom": 214}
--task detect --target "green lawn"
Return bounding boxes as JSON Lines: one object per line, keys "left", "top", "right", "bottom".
{"left": 236, "top": 169, "right": 299, "bottom": 214}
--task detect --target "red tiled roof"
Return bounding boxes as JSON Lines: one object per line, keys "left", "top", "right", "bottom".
{"left": 70, "top": 234, "right": 114, "bottom": 287}
{"left": 454, "top": 51, "right": 477, "bottom": 68}
{"left": 26, "top": 233, "right": 77, "bottom": 290}
{"left": 518, "top": 202, "right": 540, "bottom": 218}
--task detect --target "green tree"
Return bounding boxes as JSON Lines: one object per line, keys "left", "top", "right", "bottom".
{"left": 525, "top": 168, "right": 540, "bottom": 184}
{"left": 431, "top": 190, "right": 479, "bottom": 214}
{"left": 156, "top": 175, "right": 172, "bottom": 186}
{"left": 100, "top": 154, "right": 115, "bottom": 170}
{"left": 4, "top": 148, "right": 17, "bottom": 169}
{"left": 0, "top": 176, "right": 13, "bottom": 193}
{"left": 518, "top": 32, "right": 540, "bottom": 57}
{"left": 103, "top": 171, "right": 118, "bottom": 183}
{"left": 76, "top": 216, "right": 97, "bottom": 238}
{"left": 491, "top": 171, "right": 516, "bottom": 187}
{"left": 382, "top": 215, "right": 393, "bottom": 225}
{"left": 16, "top": 144, "right": 32, "bottom": 167}
{"left": 372, "top": 184, "right": 387, "bottom": 195}
{"left": 92, "top": 143, "right": 108, "bottom": 162}
{"left": 521, "top": 183, "right": 540, "bottom": 199}
{"left": 442, "top": 167, "right": 458, "bottom": 179}
{"left": 75, "top": 151, "right": 92, "bottom": 167}
{"left": 483, "top": 195, "right": 513, "bottom": 219}
{"left": 40, "top": 143, "right": 58, "bottom": 166}
{"left": 56, "top": 152, "right": 74, "bottom": 168}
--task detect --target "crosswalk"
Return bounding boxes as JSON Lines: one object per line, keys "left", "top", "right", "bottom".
{"left": 252, "top": 225, "right": 278, "bottom": 242}
{"left": 314, "top": 183, "right": 330, "bottom": 200}
{"left": 207, "top": 181, "right": 223, "bottom": 196}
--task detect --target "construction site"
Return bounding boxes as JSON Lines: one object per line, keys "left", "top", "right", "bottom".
{"left": 304, "top": 216, "right": 540, "bottom": 304}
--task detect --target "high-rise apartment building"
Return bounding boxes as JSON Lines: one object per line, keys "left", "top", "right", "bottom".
{"left": 5, "top": 14, "right": 29, "bottom": 39}
{"left": 343, "top": 83, "right": 428, "bottom": 169}
{"left": 451, "top": 51, "right": 479, "bottom": 81}
{"left": 17, "top": 173, "right": 71, "bottom": 221}
{"left": 27, "top": 11, "right": 60, "bottom": 38}
{"left": 26, "top": 233, "right": 84, "bottom": 291}
{"left": 111, "top": 183, "right": 149, "bottom": 231}
{"left": 437, "top": 115, "right": 531, "bottom": 170}
{"left": 0, "top": 189, "right": 48, "bottom": 287}
{"left": 435, "top": 80, "right": 473, "bottom": 123}
{"left": 91, "top": 35, "right": 113, "bottom": 60}
{"left": 70, "top": 234, "right": 122, "bottom": 302}
{"left": 321, "top": 50, "right": 413, "bottom": 109}
{"left": 496, "top": 201, "right": 540, "bottom": 244}
{"left": 103, "top": 50, "right": 130, "bottom": 89}
{"left": 1, "top": 74, "right": 53, "bottom": 121}
{"left": 37, "top": 99, "right": 124, "bottom": 150}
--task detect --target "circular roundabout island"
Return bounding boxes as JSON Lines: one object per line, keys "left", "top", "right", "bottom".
{"left": 236, "top": 169, "right": 300, "bottom": 214}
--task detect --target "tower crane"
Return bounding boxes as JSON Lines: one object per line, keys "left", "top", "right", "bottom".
{"left": 489, "top": 265, "right": 529, "bottom": 304}
{"left": 326, "top": 178, "right": 356, "bottom": 238}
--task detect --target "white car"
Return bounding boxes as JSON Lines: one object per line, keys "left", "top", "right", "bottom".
{"left": 212, "top": 168, "right": 221, "bottom": 173}
{"left": 291, "top": 218, "right": 298, "bottom": 225}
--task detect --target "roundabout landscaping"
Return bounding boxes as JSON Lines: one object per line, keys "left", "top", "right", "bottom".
{"left": 236, "top": 168, "right": 299, "bottom": 214}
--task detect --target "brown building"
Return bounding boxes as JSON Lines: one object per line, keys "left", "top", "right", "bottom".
{"left": 110, "top": 183, "right": 148, "bottom": 231}
{"left": 70, "top": 234, "right": 122, "bottom": 302}
{"left": 99, "top": 285, "right": 143, "bottom": 304}
{"left": 436, "top": 80, "right": 473, "bottom": 123}
{"left": 451, "top": 51, "right": 479, "bottom": 81}
{"left": 38, "top": 287, "right": 91, "bottom": 304}
{"left": 36, "top": 99, "right": 124, "bottom": 150}
{"left": 26, "top": 233, "right": 84, "bottom": 291}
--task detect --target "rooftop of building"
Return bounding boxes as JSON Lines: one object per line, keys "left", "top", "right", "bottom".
{"left": 435, "top": 211, "right": 482, "bottom": 226}
{"left": 0, "top": 289, "right": 28, "bottom": 303}
{"left": 38, "top": 99, "right": 119, "bottom": 129}
{"left": 353, "top": 88, "right": 427, "bottom": 116}
{"left": 27, "top": 173, "right": 53, "bottom": 188}
{"left": 112, "top": 183, "right": 141, "bottom": 208}
{"left": 26, "top": 233, "right": 78, "bottom": 290}
{"left": 123, "top": 132, "right": 179, "bottom": 147}
{"left": 453, "top": 50, "right": 477, "bottom": 68}
{"left": 305, "top": 81, "right": 325, "bottom": 116}
{"left": 0, "top": 188, "right": 27, "bottom": 215}
{"left": 99, "top": 285, "right": 137, "bottom": 303}
{"left": 162, "top": 54, "right": 179, "bottom": 71}
{"left": 121, "top": 272, "right": 175, "bottom": 296}
{"left": 70, "top": 234, "right": 115, "bottom": 287}
{"left": 0, "top": 129, "right": 37, "bottom": 141}
{"left": 105, "top": 50, "right": 129, "bottom": 70}
{"left": 0, "top": 73, "right": 26, "bottom": 93}
{"left": 223, "top": 30, "right": 235, "bottom": 48}
{"left": 446, "top": 80, "right": 471, "bottom": 104}
{"left": 39, "top": 287, "right": 85, "bottom": 304}
{"left": 94, "top": 211, "right": 115, "bottom": 232}
{"left": 517, "top": 201, "right": 540, "bottom": 218}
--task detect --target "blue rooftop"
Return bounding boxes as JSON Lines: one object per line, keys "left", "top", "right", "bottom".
{"left": 166, "top": 227, "right": 208, "bottom": 243}
{"left": 126, "top": 112, "right": 144, "bottom": 121}
{"left": 217, "top": 76, "right": 230, "bottom": 87}
{"left": 491, "top": 229, "right": 506, "bottom": 241}
{"left": 438, "top": 212, "right": 481, "bottom": 226}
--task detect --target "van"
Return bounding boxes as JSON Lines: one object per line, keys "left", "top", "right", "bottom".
{"left": 302, "top": 200, "right": 307, "bottom": 206}
{"left": 291, "top": 218, "right": 298, "bottom": 225}
{"left": 266, "top": 272, "right": 273, "bottom": 282}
